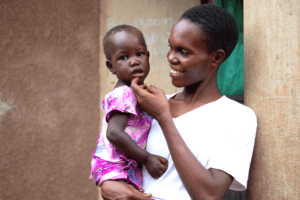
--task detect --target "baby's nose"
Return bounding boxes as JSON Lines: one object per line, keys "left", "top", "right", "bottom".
{"left": 130, "top": 58, "right": 140, "bottom": 66}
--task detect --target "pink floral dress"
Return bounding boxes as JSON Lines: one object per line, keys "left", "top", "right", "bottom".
{"left": 90, "top": 85, "right": 152, "bottom": 191}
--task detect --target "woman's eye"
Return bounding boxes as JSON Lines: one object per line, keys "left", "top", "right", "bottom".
{"left": 180, "top": 50, "right": 188, "bottom": 56}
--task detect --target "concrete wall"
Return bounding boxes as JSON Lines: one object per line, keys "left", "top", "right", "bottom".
{"left": 245, "top": 0, "right": 300, "bottom": 199}
{"left": 0, "top": 0, "right": 100, "bottom": 199}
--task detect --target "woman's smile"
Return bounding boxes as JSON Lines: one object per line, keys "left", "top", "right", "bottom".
{"left": 167, "top": 19, "right": 216, "bottom": 88}
{"left": 170, "top": 68, "right": 184, "bottom": 80}
{"left": 170, "top": 68, "right": 183, "bottom": 74}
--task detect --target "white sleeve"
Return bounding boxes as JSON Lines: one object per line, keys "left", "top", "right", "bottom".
{"left": 207, "top": 108, "right": 257, "bottom": 191}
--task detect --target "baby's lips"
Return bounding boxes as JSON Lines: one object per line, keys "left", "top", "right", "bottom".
{"left": 133, "top": 71, "right": 144, "bottom": 77}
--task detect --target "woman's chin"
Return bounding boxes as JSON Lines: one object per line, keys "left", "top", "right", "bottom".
{"left": 172, "top": 80, "right": 184, "bottom": 88}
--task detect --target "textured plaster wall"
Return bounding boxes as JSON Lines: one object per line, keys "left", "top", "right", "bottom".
{"left": 0, "top": 0, "right": 100, "bottom": 199}
{"left": 245, "top": 0, "right": 300, "bottom": 199}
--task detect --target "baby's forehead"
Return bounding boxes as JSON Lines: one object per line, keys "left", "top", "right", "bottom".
{"left": 107, "top": 31, "right": 147, "bottom": 55}
{"left": 109, "top": 29, "right": 143, "bottom": 43}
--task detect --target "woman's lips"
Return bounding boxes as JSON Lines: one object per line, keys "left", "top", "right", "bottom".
{"left": 170, "top": 68, "right": 183, "bottom": 74}
{"left": 170, "top": 68, "right": 184, "bottom": 79}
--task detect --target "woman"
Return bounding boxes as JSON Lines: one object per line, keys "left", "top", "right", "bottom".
{"left": 101, "top": 4, "right": 257, "bottom": 200}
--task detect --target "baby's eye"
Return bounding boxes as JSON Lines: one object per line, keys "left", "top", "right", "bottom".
{"left": 120, "top": 55, "right": 128, "bottom": 60}
{"left": 137, "top": 52, "right": 145, "bottom": 57}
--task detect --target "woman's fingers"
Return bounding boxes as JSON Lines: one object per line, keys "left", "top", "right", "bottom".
{"left": 131, "top": 78, "right": 138, "bottom": 90}
{"left": 131, "top": 78, "right": 148, "bottom": 96}
{"left": 131, "top": 78, "right": 155, "bottom": 95}
{"left": 126, "top": 184, "right": 154, "bottom": 200}
{"left": 145, "top": 83, "right": 159, "bottom": 95}
{"left": 101, "top": 181, "right": 154, "bottom": 200}
{"left": 131, "top": 78, "right": 171, "bottom": 121}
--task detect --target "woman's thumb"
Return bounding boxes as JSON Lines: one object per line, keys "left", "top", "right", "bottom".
{"left": 131, "top": 78, "right": 141, "bottom": 93}
{"left": 131, "top": 77, "right": 139, "bottom": 87}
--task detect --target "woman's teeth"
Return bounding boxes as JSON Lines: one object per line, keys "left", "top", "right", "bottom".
{"left": 170, "top": 69, "right": 181, "bottom": 74}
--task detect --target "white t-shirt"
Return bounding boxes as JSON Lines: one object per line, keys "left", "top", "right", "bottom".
{"left": 142, "top": 94, "right": 257, "bottom": 200}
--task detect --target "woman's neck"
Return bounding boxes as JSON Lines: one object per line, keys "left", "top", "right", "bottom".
{"left": 176, "top": 74, "right": 222, "bottom": 105}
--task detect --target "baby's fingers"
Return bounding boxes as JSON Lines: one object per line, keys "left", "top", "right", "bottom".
{"left": 160, "top": 163, "right": 168, "bottom": 173}
{"left": 159, "top": 157, "right": 168, "bottom": 166}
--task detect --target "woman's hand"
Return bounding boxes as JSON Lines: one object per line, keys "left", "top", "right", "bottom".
{"left": 131, "top": 78, "right": 171, "bottom": 121}
{"left": 101, "top": 181, "right": 154, "bottom": 200}
{"left": 144, "top": 154, "right": 168, "bottom": 179}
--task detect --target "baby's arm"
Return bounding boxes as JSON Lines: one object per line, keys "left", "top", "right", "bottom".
{"left": 107, "top": 110, "right": 168, "bottom": 178}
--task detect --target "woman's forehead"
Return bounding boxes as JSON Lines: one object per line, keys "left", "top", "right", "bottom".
{"left": 171, "top": 19, "right": 203, "bottom": 37}
{"left": 169, "top": 19, "right": 206, "bottom": 47}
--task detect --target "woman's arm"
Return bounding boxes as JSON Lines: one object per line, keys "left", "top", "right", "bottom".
{"left": 157, "top": 115, "right": 233, "bottom": 200}
{"left": 131, "top": 79, "right": 233, "bottom": 200}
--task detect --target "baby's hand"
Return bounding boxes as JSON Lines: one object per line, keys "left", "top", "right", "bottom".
{"left": 144, "top": 154, "right": 168, "bottom": 179}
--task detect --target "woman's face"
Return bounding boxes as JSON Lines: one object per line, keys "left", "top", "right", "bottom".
{"left": 167, "top": 19, "right": 216, "bottom": 88}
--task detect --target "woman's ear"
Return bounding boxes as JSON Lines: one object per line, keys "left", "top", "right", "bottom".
{"left": 147, "top": 51, "right": 150, "bottom": 58}
{"left": 213, "top": 49, "right": 225, "bottom": 67}
{"left": 106, "top": 60, "right": 116, "bottom": 74}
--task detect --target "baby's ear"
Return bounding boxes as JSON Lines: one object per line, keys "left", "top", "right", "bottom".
{"left": 106, "top": 60, "right": 116, "bottom": 74}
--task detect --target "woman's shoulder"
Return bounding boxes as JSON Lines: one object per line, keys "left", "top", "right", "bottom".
{"left": 219, "top": 96, "right": 257, "bottom": 124}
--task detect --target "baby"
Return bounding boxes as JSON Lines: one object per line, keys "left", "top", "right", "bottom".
{"left": 90, "top": 25, "right": 168, "bottom": 191}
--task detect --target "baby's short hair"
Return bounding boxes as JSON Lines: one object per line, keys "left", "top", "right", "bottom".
{"left": 103, "top": 25, "right": 146, "bottom": 60}
{"left": 180, "top": 4, "right": 239, "bottom": 61}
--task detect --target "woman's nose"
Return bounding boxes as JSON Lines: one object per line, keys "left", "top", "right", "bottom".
{"left": 167, "top": 50, "right": 179, "bottom": 64}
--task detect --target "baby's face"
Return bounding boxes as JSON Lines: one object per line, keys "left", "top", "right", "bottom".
{"left": 108, "top": 30, "right": 150, "bottom": 86}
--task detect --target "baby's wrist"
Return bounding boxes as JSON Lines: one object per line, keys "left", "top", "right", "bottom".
{"left": 141, "top": 154, "right": 150, "bottom": 164}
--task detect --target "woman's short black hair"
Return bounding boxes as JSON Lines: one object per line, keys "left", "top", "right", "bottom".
{"left": 180, "top": 4, "right": 239, "bottom": 61}
{"left": 103, "top": 25, "right": 146, "bottom": 60}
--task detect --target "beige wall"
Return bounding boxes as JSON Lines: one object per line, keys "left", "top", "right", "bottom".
{"left": 0, "top": 0, "right": 100, "bottom": 199}
{"left": 245, "top": 0, "right": 300, "bottom": 199}
{"left": 5, "top": 1, "right": 298, "bottom": 199}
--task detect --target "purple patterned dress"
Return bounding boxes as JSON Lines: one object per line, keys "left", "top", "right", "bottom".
{"left": 90, "top": 85, "right": 152, "bottom": 191}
